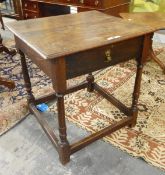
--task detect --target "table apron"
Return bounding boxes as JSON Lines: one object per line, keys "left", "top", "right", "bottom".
{"left": 15, "top": 36, "right": 53, "bottom": 78}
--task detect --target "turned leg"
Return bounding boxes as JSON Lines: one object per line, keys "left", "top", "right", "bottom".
{"left": 19, "top": 49, "right": 35, "bottom": 104}
{"left": 56, "top": 93, "right": 70, "bottom": 165}
{"left": 130, "top": 61, "right": 144, "bottom": 127}
{"left": 130, "top": 34, "right": 152, "bottom": 127}
{"left": 86, "top": 73, "right": 94, "bottom": 92}
{"left": 49, "top": 58, "right": 70, "bottom": 164}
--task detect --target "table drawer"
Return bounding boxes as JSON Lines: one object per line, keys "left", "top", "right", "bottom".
{"left": 23, "top": 10, "right": 39, "bottom": 19}
{"left": 66, "top": 36, "right": 143, "bottom": 79}
{"left": 22, "top": 0, "right": 38, "bottom": 11}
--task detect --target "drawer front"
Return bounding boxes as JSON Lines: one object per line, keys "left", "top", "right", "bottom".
{"left": 23, "top": 10, "right": 39, "bottom": 19}
{"left": 22, "top": 0, "right": 38, "bottom": 11}
{"left": 66, "top": 36, "right": 144, "bottom": 79}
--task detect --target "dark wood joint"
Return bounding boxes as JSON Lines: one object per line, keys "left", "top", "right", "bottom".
{"left": 49, "top": 57, "right": 67, "bottom": 93}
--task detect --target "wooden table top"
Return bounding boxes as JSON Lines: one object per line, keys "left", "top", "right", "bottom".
{"left": 120, "top": 12, "right": 165, "bottom": 31}
{"left": 6, "top": 11, "right": 153, "bottom": 60}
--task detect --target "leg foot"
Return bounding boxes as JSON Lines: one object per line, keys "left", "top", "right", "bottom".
{"left": 58, "top": 142, "right": 70, "bottom": 165}
{"left": 129, "top": 107, "right": 138, "bottom": 128}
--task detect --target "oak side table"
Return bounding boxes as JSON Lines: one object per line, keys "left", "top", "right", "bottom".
{"left": 6, "top": 11, "right": 153, "bottom": 164}
{"left": 120, "top": 12, "right": 165, "bottom": 74}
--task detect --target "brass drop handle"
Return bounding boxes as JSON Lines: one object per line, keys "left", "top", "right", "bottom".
{"left": 105, "top": 50, "right": 112, "bottom": 62}
{"left": 24, "top": 3, "right": 27, "bottom": 7}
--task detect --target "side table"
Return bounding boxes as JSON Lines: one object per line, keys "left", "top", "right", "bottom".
{"left": 120, "top": 12, "right": 165, "bottom": 73}
{"left": 6, "top": 11, "right": 154, "bottom": 164}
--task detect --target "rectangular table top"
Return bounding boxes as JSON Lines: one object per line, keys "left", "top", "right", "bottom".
{"left": 6, "top": 11, "right": 154, "bottom": 60}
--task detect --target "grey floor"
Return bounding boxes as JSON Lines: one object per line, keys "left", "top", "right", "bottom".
{"left": 0, "top": 18, "right": 165, "bottom": 175}
{"left": 0, "top": 112, "right": 165, "bottom": 175}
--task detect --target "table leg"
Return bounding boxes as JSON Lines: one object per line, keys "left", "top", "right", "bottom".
{"left": 130, "top": 62, "right": 143, "bottom": 127}
{"left": 19, "top": 49, "right": 35, "bottom": 104}
{"left": 56, "top": 93, "right": 70, "bottom": 164}
{"left": 49, "top": 58, "right": 70, "bottom": 164}
{"left": 130, "top": 34, "right": 150, "bottom": 127}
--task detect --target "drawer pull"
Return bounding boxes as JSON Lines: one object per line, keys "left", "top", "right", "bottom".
{"left": 24, "top": 3, "right": 27, "bottom": 7}
{"left": 105, "top": 50, "right": 112, "bottom": 62}
{"left": 25, "top": 13, "right": 28, "bottom": 18}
